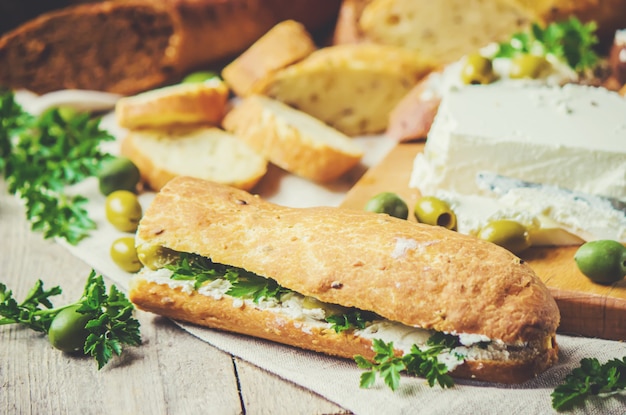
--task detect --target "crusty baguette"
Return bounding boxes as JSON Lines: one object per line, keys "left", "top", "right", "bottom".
{"left": 331, "top": 0, "right": 372, "bottom": 45}
{"left": 334, "top": 0, "right": 626, "bottom": 66}
{"left": 120, "top": 127, "right": 267, "bottom": 191}
{"left": 222, "top": 20, "right": 317, "bottom": 97}
{"left": 222, "top": 95, "right": 363, "bottom": 183}
{"left": 256, "top": 43, "right": 434, "bottom": 136}
{"left": 129, "top": 176, "right": 560, "bottom": 383}
{"left": 0, "top": 0, "right": 341, "bottom": 95}
{"left": 346, "top": 0, "right": 532, "bottom": 65}
{"left": 386, "top": 73, "right": 441, "bottom": 141}
{"left": 115, "top": 78, "right": 229, "bottom": 129}
{"left": 0, "top": 2, "right": 179, "bottom": 95}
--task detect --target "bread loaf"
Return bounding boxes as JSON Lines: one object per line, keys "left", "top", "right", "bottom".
{"left": 256, "top": 43, "right": 434, "bottom": 136}
{"left": 222, "top": 95, "right": 363, "bottom": 183}
{"left": 334, "top": 0, "right": 626, "bottom": 66}
{"left": 337, "top": 0, "right": 532, "bottom": 65}
{"left": 0, "top": 2, "right": 178, "bottom": 95}
{"left": 222, "top": 20, "right": 317, "bottom": 97}
{"left": 115, "top": 78, "right": 229, "bottom": 129}
{"left": 0, "top": 0, "right": 341, "bottom": 95}
{"left": 120, "top": 126, "right": 267, "bottom": 191}
{"left": 129, "top": 176, "right": 560, "bottom": 384}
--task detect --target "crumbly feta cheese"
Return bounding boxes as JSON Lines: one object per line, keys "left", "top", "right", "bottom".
{"left": 411, "top": 83, "right": 626, "bottom": 244}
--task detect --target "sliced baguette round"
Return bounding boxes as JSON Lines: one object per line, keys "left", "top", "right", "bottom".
{"left": 120, "top": 127, "right": 267, "bottom": 191}
{"left": 221, "top": 20, "right": 317, "bottom": 97}
{"left": 115, "top": 79, "right": 229, "bottom": 129}
{"left": 222, "top": 95, "right": 364, "bottom": 183}
{"left": 130, "top": 177, "right": 560, "bottom": 383}
{"left": 255, "top": 43, "right": 435, "bottom": 136}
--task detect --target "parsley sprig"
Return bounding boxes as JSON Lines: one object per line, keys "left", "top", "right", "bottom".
{"left": 166, "top": 253, "right": 291, "bottom": 302}
{"left": 326, "top": 310, "right": 373, "bottom": 333}
{"left": 495, "top": 17, "right": 599, "bottom": 72}
{"left": 551, "top": 357, "right": 626, "bottom": 411}
{"left": 0, "top": 270, "right": 141, "bottom": 369}
{"left": 0, "top": 88, "right": 114, "bottom": 244}
{"left": 355, "top": 334, "right": 461, "bottom": 391}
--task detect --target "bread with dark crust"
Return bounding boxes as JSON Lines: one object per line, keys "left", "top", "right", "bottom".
{"left": 130, "top": 176, "right": 560, "bottom": 383}
{"left": 0, "top": 0, "right": 341, "bottom": 95}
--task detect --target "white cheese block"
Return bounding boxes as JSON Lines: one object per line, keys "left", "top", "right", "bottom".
{"left": 411, "top": 83, "right": 626, "bottom": 201}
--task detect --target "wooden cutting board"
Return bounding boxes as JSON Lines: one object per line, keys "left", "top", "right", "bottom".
{"left": 340, "top": 142, "right": 626, "bottom": 341}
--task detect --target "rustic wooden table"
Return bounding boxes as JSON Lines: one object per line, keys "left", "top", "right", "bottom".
{"left": 0, "top": 181, "right": 350, "bottom": 415}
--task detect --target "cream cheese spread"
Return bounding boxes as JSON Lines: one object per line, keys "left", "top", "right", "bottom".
{"left": 138, "top": 267, "right": 524, "bottom": 370}
{"left": 410, "top": 83, "right": 626, "bottom": 244}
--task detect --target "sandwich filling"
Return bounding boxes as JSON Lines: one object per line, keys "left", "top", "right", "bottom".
{"left": 136, "top": 246, "right": 551, "bottom": 376}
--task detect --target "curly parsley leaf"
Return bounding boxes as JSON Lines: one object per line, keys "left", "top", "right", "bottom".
{"left": 326, "top": 310, "right": 373, "bottom": 333}
{"left": 0, "top": 88, "right": 114, "bottom": 244}
{"left": 355, "top": 335, "right": 461, "bottom": 391}
{"left": 551, "top": 357, "right": 626, "bottom": 411}
{"left": 166, "top": 253, "right": 291, "bottom": 303}
{"left": 0, "top": 279, "right": 62, "bottom": 332}
{"left": 0, "top": 270, "right": 141, "bottom": 369}
{"left": 495, "top": 17, "right": 599, "bottom": 71}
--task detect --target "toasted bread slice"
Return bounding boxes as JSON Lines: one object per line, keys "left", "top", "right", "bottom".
{"left": 115, "top": 79, "right": 229, "bottom": 129}
{"left": 256, "top": 43, "right": 434, "bottom": 136}
{"left": 222, "top": 20, "right": 317, "bottom": 97}
{"left": 222, "top": 95, "right": 363, "bottom": 183}
{"left": 120, "top": 126, "right": 267, "bottom": 191}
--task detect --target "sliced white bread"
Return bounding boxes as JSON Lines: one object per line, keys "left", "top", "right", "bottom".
{"left": 222, "top": 20, "right": 317, "bottom": 97}
{"left": 256, "top": 43, "right": 434, "bottom": 136}
{"left": 120, "top": 127, "right": 267, "bottom": 191}
{"left": 115, "top": 78, "right": 229, "bottom": 129}
{"left": 222, "top": 95, "right": 364, "bottom": 183}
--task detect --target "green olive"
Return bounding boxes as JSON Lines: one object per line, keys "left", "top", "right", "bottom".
{"left": 509, "top": 54, "right": 550, "bottom": 79}
{"left": 460, "top": 53, "right": 496, "bottom": 85}
{"left": 56, "top": 106, "right": 79, "bottom": 122}
{"left": 478, "top": 219, "right": 531, "bottom": 254}
{"left": 136, "top": 244, "right": 179, "bottom": 270}
{"left": 98, "top": 157, "right": 141, "bottom": 196}
{"left": 105, "top": 190, "right": 142, "bottom": 232}
{"left": 364, "top": 192, "right": 409, "bottom": 219}
{"left": 574, "top": 240, "right": 626, "bottom": 284}
{"left": 182, "top": 70, "right": 220, "bottom": 83}
{"left": 413, "top": 196, "right": 457, "bottom": 230}
{"left": 48, "top": 304, "right": 91, "bottom": 353}
{"left": 111, "top": 236, "right": 142, "bottom": 273}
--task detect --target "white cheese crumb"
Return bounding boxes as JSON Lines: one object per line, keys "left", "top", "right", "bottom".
{"left": 391, "top": 237, "right": 419, "bottom": 259}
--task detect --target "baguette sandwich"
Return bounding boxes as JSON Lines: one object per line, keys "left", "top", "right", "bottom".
{"left": 129, "top": 176, "right": 560, "bottom": 384}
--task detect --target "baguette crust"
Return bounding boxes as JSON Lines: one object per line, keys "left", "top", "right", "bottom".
{"left": 115, "top": 79, "right": 229, "bottom": 129}
{"left": 130, "top": 276, "right": 558, "bottom": 384}
{"left": 136, "top": 176, "right": 559, "bottom": 347}
{"left": 0, "top": 0, "right": 340, "bottom": 94}
{"left": 120, "top": 127, "right": 267, "bottom": 191}
{"left": 386, "top": 74, "right": 442, "bottom": 141}
{"left": 222, "top": 20, "right": 317, "bottom": 97}
{"left": 223, "top": 95, "right": 363, "bottom": 183}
